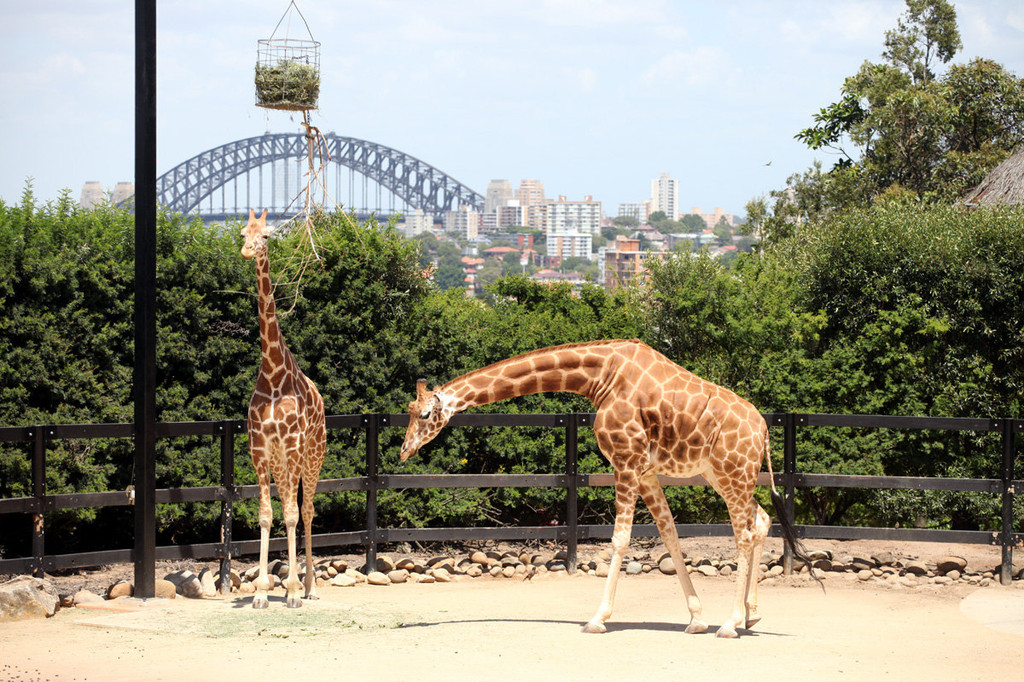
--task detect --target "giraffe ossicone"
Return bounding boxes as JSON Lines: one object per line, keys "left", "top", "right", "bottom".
{"left": 401, "top": 339, "right": 814, "bottom": 637}
{"left": 242, "top": 208, "right": 326, "bottom": 609}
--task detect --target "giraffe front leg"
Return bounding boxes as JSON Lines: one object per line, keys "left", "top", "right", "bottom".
{"left": 281, "top": 487, "right": 303, "bottom": 608}
{"left": 252, "top": 476, "right": 272, "bottom": 609}
{"left": 583, "top": 475, "right": 639, "bottom": 634}
{"left": 301, "top": 476, "right": 319, "bottom": 600}
{"left": 637, "top": 469, "right": 707, "bottom": 634}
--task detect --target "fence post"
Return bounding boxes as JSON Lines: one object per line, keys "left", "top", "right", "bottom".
{"left": 364, "top": 414, "right": 380, "bottom": 573}
{"left": 1000, "top": 419, "right": 1016, "bottom": 585}
{"left": 782, "top": 413, "right": 798, "bottom": 575}
{"left": 218, "top": 420, "right": 237, "bottom": 595}
{"left": 564, "top": 414, "right": 579, "bottom": 574}
{"left": 31, "top": 426, "right": 45, "bottom": 578}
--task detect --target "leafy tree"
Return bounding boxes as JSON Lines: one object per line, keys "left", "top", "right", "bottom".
{"left": 783, "top": 0, "right": 1024, "bottom": 220}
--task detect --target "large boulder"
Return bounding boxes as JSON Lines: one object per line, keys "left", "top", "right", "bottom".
{"left": 0, "top": 576, "right": 60, "bottom": 621}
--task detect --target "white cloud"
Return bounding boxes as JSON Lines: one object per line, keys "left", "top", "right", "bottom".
{"left": 642, "top": 46, "right": 732, "bottom": 87}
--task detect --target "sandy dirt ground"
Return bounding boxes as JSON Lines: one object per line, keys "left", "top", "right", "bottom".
{"left": 3, "top": 538, "right": 1023, "bottom": 681}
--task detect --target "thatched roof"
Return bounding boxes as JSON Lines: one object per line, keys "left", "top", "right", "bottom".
{"left": 963, "top": 147, "right": 1024, "bottom": 206}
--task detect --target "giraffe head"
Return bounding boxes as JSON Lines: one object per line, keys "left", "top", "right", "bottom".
{"left": 240, "top": 209, "right": 272, "bottom": 260}
{"left": 399, "top": 380, "right": 451, "bottom": 462}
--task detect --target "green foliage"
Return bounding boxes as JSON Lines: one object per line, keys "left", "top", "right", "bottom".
{"left": 2, "top": 190, "right": 1023, "bottom": 554}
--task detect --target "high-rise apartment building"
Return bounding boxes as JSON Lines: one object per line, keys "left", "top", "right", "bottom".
{"left": 651, "top": 172, "right": 679, "bottom": 220}
{"left": 516, "top": 179, "right": 547, "bottom": 231}
{"left": 617, "top": 202, "right": 648, "bottom": 223}
{"left": 443, "top": 206, "right": 480, "bottom": 240}
{"left": 545, "top": 195, "right": 601, "bottom": 238}
{"left": 497, "top": 200, "right": 527, "bottom": 230}
{"left": 485, "top": 179, "right": 514, "bottom": 214}
{"left": 550, "top": 232, "right": 593, "bottom": 261}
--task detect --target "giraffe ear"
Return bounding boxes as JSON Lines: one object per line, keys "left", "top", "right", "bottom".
{"left": 416, "top": 379, "right": 428, "bottom": 400}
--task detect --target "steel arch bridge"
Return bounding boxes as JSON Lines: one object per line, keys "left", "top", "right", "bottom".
{"left": 155, "top": 132, "right": 484, "bottom": 221}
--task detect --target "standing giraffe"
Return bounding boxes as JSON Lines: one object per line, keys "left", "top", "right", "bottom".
{"left": 400, "top": 339, "right": 813, "bottom": 638}
{"left": 241, "top": 208, "right": 326, "bottom": 609}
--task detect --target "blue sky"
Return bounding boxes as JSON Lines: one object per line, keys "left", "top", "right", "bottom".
{"left": 2, "top": 1, "right": 1022, "bottom": 218}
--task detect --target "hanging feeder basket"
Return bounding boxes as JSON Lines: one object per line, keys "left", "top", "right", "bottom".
{"left": 255, "top": 1, "right": 321, "bottom": 111}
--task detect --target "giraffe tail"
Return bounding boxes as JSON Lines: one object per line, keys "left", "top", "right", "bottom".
{"left": 764, "top": 431, "right": 826, "bottom": 592}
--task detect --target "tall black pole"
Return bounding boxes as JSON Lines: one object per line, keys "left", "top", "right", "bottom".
{"left": 133, "top": 0, "right": 157, "bottom": 599}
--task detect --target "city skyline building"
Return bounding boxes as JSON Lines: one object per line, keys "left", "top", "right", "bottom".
{"left": 651, "top": 172, "right": 679, "bottom": 220}
{"left": 484, "top": 179, "right": 514, "bottom": 214}
{"left": 544, "top": 194, "right": 601, "bottom": 239}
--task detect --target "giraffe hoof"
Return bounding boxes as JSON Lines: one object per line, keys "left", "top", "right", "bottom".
{"left": 286, "top": 597, "right": 303, "bottom": 609}
{"left": 716, "top": 625, "right": 739, "bottom": 639}
{"left": 746, "top": 612, "right": 762, "bottom": 628}
{"left": 581, "top": 620, "right": 607, "bottom": 634}
{"left": 252, "top": 596, "right": 269, "bottom": 610}
{"left": 685, "top": 620, "right": 709, "bottom": 634}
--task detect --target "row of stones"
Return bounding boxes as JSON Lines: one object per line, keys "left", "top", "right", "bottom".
{"left": 75, "top": 546, "right": 1019, "bottom": 603}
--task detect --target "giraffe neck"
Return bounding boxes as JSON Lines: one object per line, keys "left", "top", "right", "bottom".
{"left": 439, "top": 341, "right": 620, "bottom": 412}
{"left": 254, "top": 250, "right": 292, "bottom": 374}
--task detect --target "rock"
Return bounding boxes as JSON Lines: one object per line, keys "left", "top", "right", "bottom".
{"left": 73, "top": 589, "right": 104, "bottom": 605}
{"left": 898, "top": 575, "right": 918, "bottom": 588}
{"left": 903, "top": 560, "right": 928, "bottom": 576}
{"left": 416, "top": 574, "right": 436, "bottom": 584}
{"left": 470, "top": 551, "right": 489, "bottom": 566}
{"left": 431, "top": 568, "right": 453, "bottom": 583}
{"left": 658, "top": 557, "right": 677, "bottom": 575}
{"left": 197, "top": 567, "right": 217, "bottom": 597}
{"left": 697, "top": 565, "right": 718, "bottom": 577}
{"left": 851, "top": 555, "right": 876, "bottom": 570}
{"left": 502, "top": 565, "right": 516, "bottom": 578}
{"left": 366, "top": 571, "right": 390, "bottom": 586}
{"left": 625, "top": 561, "right": 643, "bottom": 575}
{"left": 857, "top": 569, "right": 873, "bottom": 581}
{"left": 808, "top": 550, "right": 832, "bottom": 561}
{"left": 768, "top": 565, "right": 784, "bottom": 577}
{"left": 375, "top": 556, "right": 396, "bottom": 572}
{"left": 489, "top": 566, "right": 503, "bottom": 577}
{"left": 243, "top": 565, "right": 260, "bottom": 582}
{"left": 932, "top": 576, "right": 953, "bottom": 585}
{"left": 936, "top": 556, "right": 968, "bottom": 574}
{"left": 0, "top": 576, "right": 60, "bottom": 620}
{"left": 547, "top": 562, "right": 567, "bottom": 573}
{"left": 465, "top": 565, "right": 483, "bottom": 578}
{"left": 330, "top": 559, "right": 348, "bottom": 573}
{"left": 107, "top": 580, "right": 133, "bottom": 599}
{"left": 268, "top": 559, "right": 289, "bottom": 579}
{"left": 237, "top": 582, "right": 255, "bottom": 595}
{"left": 719, "top": 565, "right": 733, "bottom": 578}
{"left": 346, "top": 570, "right": 367, "bottom": 584}
{"left": 872, "top": 551, "right": 895, "bottom": 566}
{"left": 165, "top": 570, "right": 203, "bottom": 599}
{"left": 214, "top": 569, "right": 242, "bottom": 591}
{"left": 812, "top": 558, "right": 833, "bottom": 572}
{"left": 387, "top": 569, "right": 410, "bottom": 584}
{"left": 595, "top": 563, "right": 610, "bottom": 578}
{"left": 330, "top": 573, "right": 357, "bottom": 587}
{"left": 395, "top": 558, "right": 416, "bottom": 571}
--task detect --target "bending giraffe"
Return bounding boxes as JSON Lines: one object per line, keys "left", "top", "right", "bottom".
{"left": 241, "top": 209, "right": 326, "bottom": 609}
{"left": 400, "top": 339, "right": 814, "bottom": 638}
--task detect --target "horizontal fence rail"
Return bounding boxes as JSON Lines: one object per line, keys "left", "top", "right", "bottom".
{"left": 0, "top": 413, "right": 1020, "bottom": 584}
